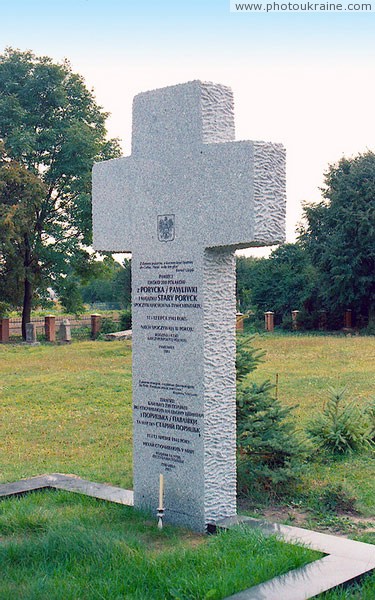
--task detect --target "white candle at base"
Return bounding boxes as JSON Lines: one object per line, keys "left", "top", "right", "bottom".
{"left": 159, "top": 474, "right": 164, "bottom": 509}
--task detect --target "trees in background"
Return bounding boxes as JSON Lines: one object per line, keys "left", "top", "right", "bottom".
{"left": 236, "top": 244, "right": 318, "bottom": 325}
{"left": 80, "top": 257, "right": 131, "bottom": 309}
{"left": 1, "top": 48, "right": 373, "bottom": 333}
{"left": 112, "top": 258, "right": 131, "bottom": 308}
{"left": 299, "top": 151, "right": 375, "bottom": 327}
{"left": 0, "top": 144, "right": 46, "bottom": 317}
{"left": 237, "top": 151, "right": 375, "bottom": 330}
{"left": 0, "top": 48, "right": 120, "bottom": 336}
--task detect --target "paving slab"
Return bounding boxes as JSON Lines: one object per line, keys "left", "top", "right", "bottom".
{"left": 51, "top": 474, "right": 134, "bottom": 505}
{"left": 219, "top": 515, "right": 375, "bottom": 599}
{"left": 0, "top": 475, "right": 52, "bottom": 496}
{"left": 0, "top": 474, "right": 134, "bottom": 506}
{"left": 224, "top": 555, "right": 370, "bottom": 600}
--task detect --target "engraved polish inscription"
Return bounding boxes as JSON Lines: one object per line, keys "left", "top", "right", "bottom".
{"left": 133, "top": 258, "right": 203, "bottom": 474}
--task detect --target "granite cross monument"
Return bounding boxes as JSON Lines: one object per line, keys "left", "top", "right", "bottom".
{"left": 92, "top": 81, "right": 286, "bottom": 531}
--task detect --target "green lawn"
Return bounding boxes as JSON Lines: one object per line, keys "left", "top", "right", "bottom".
{"left": 0, "top": 341, "right": 133, "bottom": 487}
{"left": 249, "top": 334, "right": 375, "bottom": 516}
{"left": 250, "top": 333, "right": 375, "bottom": 419}
{"left": 0, "top": 490, "right": 320, "bottom": 600}
{"left": 0, "top": 336, "right": 374, "bottom": 514}
{"left": 0, "top": 336, "right": 374, "bottom": 598}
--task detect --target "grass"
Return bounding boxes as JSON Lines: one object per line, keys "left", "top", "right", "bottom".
{"left": 0, "top": 490, "right": 321, "bottom": 600}
{"left": 0, "top": 341, "right": 133, "bottom": 487}
{"left": 0, "top": 335, "right": 374, "bottom": 596}
{"left": 248, "top": 333, "right": 375, "bottom": 516}
{"left": 249, "top": 333, "right": 375, "bottom": 419}
{"left": 1, "top": 336, "right": 374, "bottom": 513}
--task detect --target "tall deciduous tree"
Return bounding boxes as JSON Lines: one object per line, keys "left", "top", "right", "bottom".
{"left": 0, "top": 144, "right": 46, "bottom": 324}
{"left": 0, "top": 48, "right": 121, "bottom": 336}
{"left": 80, "top": 256, "right": 131, "bottom": 309}
{"left": 299, "top": 151, "right": 375, "bottom": 326}
{"left": 236, "top": 244, "right": 317, "bottom": 320}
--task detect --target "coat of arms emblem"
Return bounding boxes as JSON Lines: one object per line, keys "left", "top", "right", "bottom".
{"left": 157, "top": 214, "right": 175, "bottom": 242}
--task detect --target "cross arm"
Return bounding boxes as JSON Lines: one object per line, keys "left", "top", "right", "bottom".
{"left": 92, "top": 140, "right": 286, "bottom": 253}
{"left": 187, "top": 139, "right": 286, "bottom": 250}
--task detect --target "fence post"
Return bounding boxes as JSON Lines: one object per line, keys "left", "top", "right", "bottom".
{"left": 91, "top": 314, "right": 102, "bottom": 339}
{"left": 0, "top": 318, "right": 9, "bottom": 343}
{"left": 264, "top": 311, "right": 274, "bottom": 332}
{"left": 236, "top": 312, "right": 246, "bottom": 332}
{"left": 344, "top": 309, "right": 352, "bottom": 329}
{"left": 291, "top": 310, "right": 300, "bottom": 331}
{"left": 45, "top": 315, "right": 56, "bottom": 342}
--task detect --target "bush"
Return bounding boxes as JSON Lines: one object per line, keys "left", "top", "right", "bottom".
{"left": 120, "top": 309, "right": 132, "bottom": 331}
{"left": 365, "top": 399, "right": 375, "bottom": 443}
{"left": 281, "top": 314, "right": 292, "bottom": 331}
{"left": 237, "top": 380, "right": 307, "bottom": 498}
{"left": 295, "top": 308, "right": 318, "bottom": 331}
{"left": 242, "top": 311, "right": 265, "bottom": 333}
{"left": 281, "top": 309, "right": 321, "bottom": 331}
{"left": 100, "top": 316, "right": 120, "bottom": 334}
{"left": 362, "top": 321, "right": 375, "bottom": 335}
{"left": 71, "top": 326, "right": 90, "bottom": 340}
{"left": 306, "top": 387, "right": 373, "bottom": 455}
{"left": 236, "top": 335, "right": 265, "bottom": 383}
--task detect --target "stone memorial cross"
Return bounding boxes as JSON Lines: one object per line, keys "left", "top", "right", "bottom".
{"left": 93, "top": 81, "right": 286, "bottom": 531}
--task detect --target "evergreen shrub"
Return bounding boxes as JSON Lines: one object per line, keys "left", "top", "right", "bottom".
{"left": 120, "top": 309, "right": 132, "bottom": 330}
{"left": 236, "top": 335, "right": 307, "bottom": 498}
{"left": 306, "top": 387, "right": 373, "bottom": 455}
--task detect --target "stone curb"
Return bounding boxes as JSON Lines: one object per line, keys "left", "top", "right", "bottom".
{"left": 0, "top": 474, "right": 134, "bottom": 505}
{"left": 218, "top": 515, "right": 375, "bottom": 599}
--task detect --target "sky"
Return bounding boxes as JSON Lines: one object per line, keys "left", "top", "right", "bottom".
{"left": 1, "top": 0, "right": 375, "bottom": 253}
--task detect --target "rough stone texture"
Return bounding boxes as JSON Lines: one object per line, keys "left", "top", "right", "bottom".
{"left": 200, "top": 82, "right": 235, "bottom": 143}
{"left": 253, "top": 141, "right": 286, "bottom": 245}
{"left": 203, "top": 248, "right": 237, "bottom": 524}
{"left": 92, "top": 80, "right": 286, "bottom": 531}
